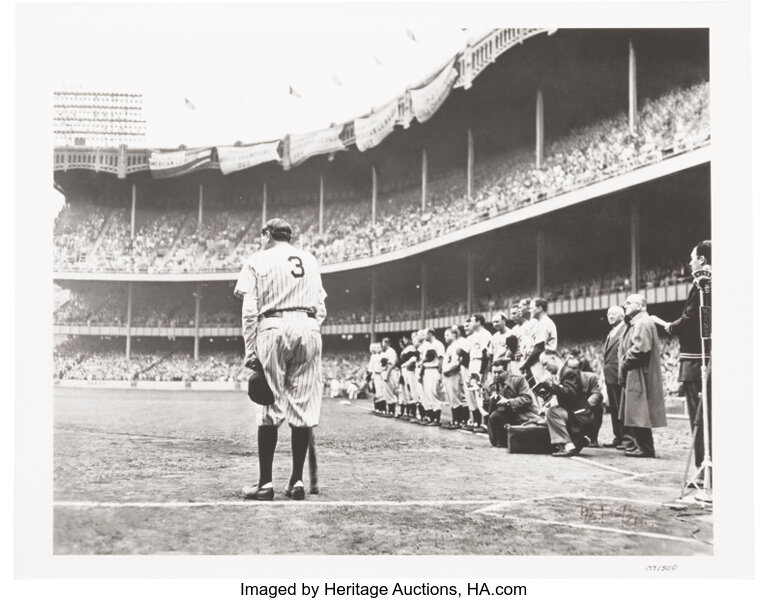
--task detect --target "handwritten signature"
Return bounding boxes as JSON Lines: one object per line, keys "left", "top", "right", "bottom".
{"left": 580, "top": 504, "right": 649, "bottom": 528}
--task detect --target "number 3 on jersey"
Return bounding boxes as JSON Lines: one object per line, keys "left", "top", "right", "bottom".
{"left": 288, "top": 256, "right": 305, "bottom": 278}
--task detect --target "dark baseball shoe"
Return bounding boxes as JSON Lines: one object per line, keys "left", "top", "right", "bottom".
{"left": 284, "top": 482, "right": 306, "bottom": 500}
{"left": 242, "top": 483, "right": 274, "bottom": 501}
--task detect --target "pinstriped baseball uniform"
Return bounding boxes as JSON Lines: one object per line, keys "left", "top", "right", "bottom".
{"left": 490, "top": 329, "right": 515, "bottom": 363}
{"left": 235, "top": 242, "right": 327, "bottom": 428}
{"left": 466, "top": 327, "right": 491, "bottom": 411}
{"left": 369, "top": 349, "right": 383, "bottom": 401}
{"left": 399, "top": 342, "right": 419, "bottom": 405}
{"left": 455, "top": 334, "right": 473, "bottom": 406}
{"left": 380, "top": 346, "right": 399, "bottom": 403}
{"left": 442, "top": 339, "right": 465, "bottom": 409}
{"left": 420, "top": 338, "right": 444, "bottom": 411}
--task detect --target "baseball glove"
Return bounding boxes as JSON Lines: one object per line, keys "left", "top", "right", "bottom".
{"left": 247, "top": 359, "right": 275, "bottom": 406}
{"left": 424, "top": 348, "right": 437, "bottom": 362}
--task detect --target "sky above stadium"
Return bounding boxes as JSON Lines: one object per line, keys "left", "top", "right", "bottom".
{"left": 50, "top": 3, "right": 488, "bottom": 148}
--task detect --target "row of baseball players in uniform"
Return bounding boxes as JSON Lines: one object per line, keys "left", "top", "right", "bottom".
{"left": 364, "top": 298, "right": 558, "bottom": 431}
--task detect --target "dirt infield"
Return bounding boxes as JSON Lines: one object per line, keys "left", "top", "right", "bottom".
{"left": 53, "top": 388, "right": 712, "bottom": 555}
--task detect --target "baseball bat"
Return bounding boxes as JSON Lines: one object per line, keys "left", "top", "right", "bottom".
{"left": 308, "top": 429, "right": 319, "bottom": 494}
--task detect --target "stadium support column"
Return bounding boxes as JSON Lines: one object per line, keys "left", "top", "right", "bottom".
{"left": 125, "top": 282, "right": 133, "bottom": 360}
{"left": 198, "top": 184, "right": 203, "bottom": 225}
{"left": 466, "top": 128, "right": 474, "bottom": 201}
{"left": 421, "top": 148, "right": 428, "bottom": 212}
{"left": 194, "top": 283, "right": 201, "bottom": 361}
{"left": 420, "top": 262, "right": 428, "bottom": 328}
{"left": 467, "top": 249, "right": 475, "bottom": 314}
{"left": 370, "top": 270, "right": 377, "bottom": 343}
{"left": 130, "top": 183, "right": 136, "bottom": 239}
{"left": 628, "top": 40, "right": 638, "bottom": 135}
{"left": 262, "top": 182, "right": 267, "bottom": 227}
{"left": 536, "top": 90, "right": 544, "bottom": 169}
{"left": 630, "top": 201, "right": 640, "bottom": 292}
{"left": 319, "top": 175, "right": 324, "bottom": 236}
{"left": 371, "top": 165, "right": 378, "bottom": 226}
{"left": 536, "top": 230, "right": 544, "bottom": 297}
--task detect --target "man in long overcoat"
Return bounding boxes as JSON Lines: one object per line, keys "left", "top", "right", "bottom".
{"left": 618, "top": 294, "right": 667, "bottom": 457}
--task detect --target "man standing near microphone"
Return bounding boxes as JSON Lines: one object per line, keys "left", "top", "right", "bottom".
{"left": 650, "top": 241, "right": 712, "bottom": 483}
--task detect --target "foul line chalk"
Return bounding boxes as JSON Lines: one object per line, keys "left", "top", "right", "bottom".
{"left": 473, "top": 493, "right": 663, "bottom": 515}
{"left": 54, "top": 499, "right": 499, "bottom": 509}
{"left": 612, "top": 470, "right": 679, "bottom": 484}
{"left": 501, "top": 515, "right": 708, "bottom": 545}
{"left": 569, "top": 456, "right": 638, "bottom": 476}
{"left": 471, "top": 494, "right": 567, "bottom": 514}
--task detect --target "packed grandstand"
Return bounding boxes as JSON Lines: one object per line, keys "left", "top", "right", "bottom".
{"left": 53, "top": 29, "right": 710, "bottom": 397}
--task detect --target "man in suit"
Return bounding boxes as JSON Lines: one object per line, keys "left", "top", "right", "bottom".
{"left": 538, "top": 350, "right": 600, "bottom": 457}
{"left": 650, "top": 241, "right": 711, "bottom": 481}
{"left": 566, "top": 356, "right": 604, "bottom": 447}
{"left": 618, "top": 294, "right": 667, "bottom": 457}
{"left": 602, "top": 305, "right": 628, "bottom": 448}
{"left": 484, "top": 359, "right": 540, "bottom": 447}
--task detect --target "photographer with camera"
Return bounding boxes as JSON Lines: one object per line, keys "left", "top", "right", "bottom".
{"left": 484, "top": 358, "right": 540, "bottom": 448}
{"left": 537, "top": 350, "right": 600, "bottom": 457}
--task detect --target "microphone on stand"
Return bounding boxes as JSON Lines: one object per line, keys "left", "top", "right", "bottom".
{"left": 693, "top": 265, "right": 712, "bottom": 339}
{"left": 693, "top": 264, "right": 712, "bottom": 293}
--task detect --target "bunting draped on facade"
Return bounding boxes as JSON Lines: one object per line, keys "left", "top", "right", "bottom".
{"left": 354, "top": 99, "right": 399, "bottom": 152}
{"left": 56, "top": 30, "right": 553, "bottom": 176}
{"left": 409, "top": 59, "right": 459, "bottom": 124}
{"left": 283, "top": 124, "right": 347, "bottom": 169}
{"left": 216, "top": 140, "right": 282, "bottom": 175}
{"left": 149, "top": 147, "right": 214, "bottom": 179}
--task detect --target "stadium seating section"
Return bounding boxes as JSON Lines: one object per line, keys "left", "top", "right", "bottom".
{"left": 54, "top": 82, "right": 709, "bottom": 273}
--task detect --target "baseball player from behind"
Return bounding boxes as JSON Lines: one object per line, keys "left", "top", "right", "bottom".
{"left": 234, "top": 218, "right": 327, "bottom": 501}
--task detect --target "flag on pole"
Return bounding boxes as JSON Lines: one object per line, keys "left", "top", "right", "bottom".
{"left": 288, "top": 85, "right": 302, "bottom": 99}
{"left": 184, "top": 98, "right": 196, "bottom": 110}
{"left": 406, "top": 28, "right": 417, "bottom": 42}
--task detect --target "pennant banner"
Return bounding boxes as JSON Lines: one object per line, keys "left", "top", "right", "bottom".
{"left": 409, "top": 59, "right": 459, "bottom": 124}
{"left": 354, "top": 99, "right": 398, "bottom": 152}
{"left": 149, "top": 148, "right": 214, "bottom": 179}
{"left": 217, "top": 140, "right": 281, "bottom": 175}
{"left": 284, "top": 124, "right": 346, "bottom": 169}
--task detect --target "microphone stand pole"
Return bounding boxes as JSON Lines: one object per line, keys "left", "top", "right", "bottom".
{"left": 685, "top": 268, "right": 713, "bottom": 504}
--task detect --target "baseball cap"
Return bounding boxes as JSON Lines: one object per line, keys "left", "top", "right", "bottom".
{"left": 261, "top": 218, "right": 293, "bottom": 240}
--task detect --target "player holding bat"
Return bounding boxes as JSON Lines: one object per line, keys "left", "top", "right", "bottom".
{"left": 234, "top": 218, "right": 327, "bottom": 501}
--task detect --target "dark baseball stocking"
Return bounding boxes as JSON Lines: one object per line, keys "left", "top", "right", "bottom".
{"left": 258, "top": 425, "right": 278, "bottom": 487}
{"left": 290, "top": 426, "right": 311, "bottom": 487}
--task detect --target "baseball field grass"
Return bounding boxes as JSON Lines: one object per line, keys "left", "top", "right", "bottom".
{"left": 54, "top": 387, "right": 712, "bottom": 555}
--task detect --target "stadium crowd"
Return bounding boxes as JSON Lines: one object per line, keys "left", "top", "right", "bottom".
{"left": 54, "top": 82, "right": 709, "bottom": 274}
{"left": 54, "top": 260, "right": 689, "bottom": 329}
{"left": 54, "top": 337, "right": 370, "bottom": 388}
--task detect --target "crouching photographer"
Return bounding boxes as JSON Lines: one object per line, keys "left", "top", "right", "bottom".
{"left": 536, "top": 350, "right": 601, "bottom": 457}
{"left": 484, "top": 359, "right": 540, "bottom": 448}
